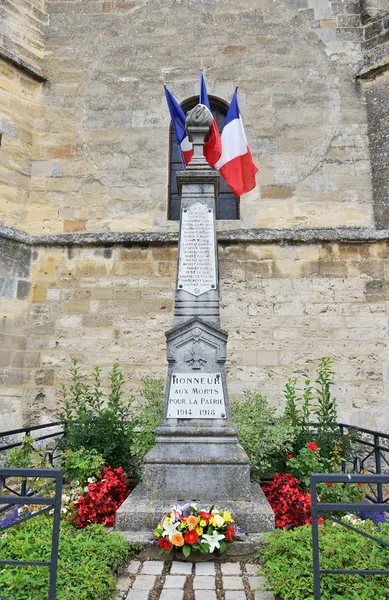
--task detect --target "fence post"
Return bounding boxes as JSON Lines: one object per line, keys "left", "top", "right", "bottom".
{"left": 374, "top": 434, "right": 384, "bottom": 504}
{"left": 48, "top": 473, "right": 62, "bottom": 600}
{"left": 310, "top": 476, "right": 321, "bottom": 600}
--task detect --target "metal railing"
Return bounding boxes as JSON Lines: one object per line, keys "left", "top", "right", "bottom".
{"left": 0, "top": 467, "right": 63, "bottom": 600}
{"left": 310, "top": 473, "right": 389, "bottom": 600}
{"left": 0, "top": 422, "right": 65, "bottom": 514}
{"left": 310, "top": 422, "right": 389, "bottom": 503}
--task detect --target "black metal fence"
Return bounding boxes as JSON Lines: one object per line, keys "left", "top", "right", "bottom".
{"left": 0, "top": 467, "right": 63, "bottom": 600}
{"left": 310, "top": 473, "right": 389, "bottom": 600}
{"left": 0, "top": 423, "right": 65, "bottom": 514}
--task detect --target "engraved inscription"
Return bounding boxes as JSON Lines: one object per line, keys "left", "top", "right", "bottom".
{"left": 167, "top": 372, "right": 226, "bottom": 419}
{"left": 178, "top": 203, "right": 216, "bottom": 296}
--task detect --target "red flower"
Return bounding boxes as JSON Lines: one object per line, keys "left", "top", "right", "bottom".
{"left": 307, "top": 442, "right": 318, "bottom": 452}
{"left": 74, "top": 466, "right": 129, "bottom": 528}
{"left": 326, "top": 482, "right": 333, "bottom": 488}
{"left": 225, "top": 524, "right": 235, "bottom": 541}
{"left": 184, "top": 530, "right": 199, "bottom": 546}
{"left": 200, "top": 511, "right": 213, "bottom": 523}
{"left": 159, "top": 537, "right": 172, "bottom": 551}
{"left": 358, "top": 482, "right": 364, "bottom": 487}
{"left": 318, "top": 518, "right": 324, "bottom": 525}
{"left": 287, "top": 454, "right": 293, "bottom": 460}
{"left": 263, "top": 473, "right": 312, "bottom": 530}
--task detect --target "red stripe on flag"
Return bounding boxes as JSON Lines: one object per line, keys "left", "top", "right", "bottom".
{"left": 219, "top": 149, "right": 258, "bottom": 197}
{"left": 204, "top": 120, "right": 222, "bottom": 167}
{"left": 182, "top": 148, "right": 194, "bottom": 165}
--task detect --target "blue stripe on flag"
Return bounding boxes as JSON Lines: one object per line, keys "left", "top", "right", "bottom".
{"left": 224, "top": 87, "right": 240, "bottom": 126}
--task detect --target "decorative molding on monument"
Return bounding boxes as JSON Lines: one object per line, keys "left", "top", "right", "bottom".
{"left": 1, "top": 223, "right": 389, "bottom": 247}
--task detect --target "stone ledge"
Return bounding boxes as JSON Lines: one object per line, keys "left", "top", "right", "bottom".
{"left": 0, "top": 48, "right": 47, "bottom": 83}
{"left": 357, "top": 55, "right": 389, "bottom": 79}
{"left": 1, "top": 223, "right": 389, "bottom": 247}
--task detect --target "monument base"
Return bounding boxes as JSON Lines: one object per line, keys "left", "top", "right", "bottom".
{"left": 115, "top": 482, "right": 274, "bottom": 558}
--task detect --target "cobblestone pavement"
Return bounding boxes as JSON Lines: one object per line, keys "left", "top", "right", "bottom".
{"left": 116, "top": 560, "right": 275, "bottom": 600}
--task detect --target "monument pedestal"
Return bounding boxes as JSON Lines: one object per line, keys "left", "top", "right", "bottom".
{"left": 116, "top": 106, "right": 274, "bottom": 555}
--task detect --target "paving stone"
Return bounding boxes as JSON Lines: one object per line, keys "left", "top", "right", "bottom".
{"left": 160, "top": 590, "right": 184, "bottom": 600}
{"left": 171, "top": 561, "right": 193, "bottom": 575}
{"left": 141, "top": 561, "right": 164, "bottom": 575}
{"left": 225, "top": 592, "right": 246, "bottom": 600}
{"left": 125, "top": 561, "right": 141, "bottom": 574}
{"left": 245, "top": 563, "right": 259, "bottom": 575}
{"left": 164, "top": 575, "right": 186, "bottom": 589}
{"left": 117, "top": 576, "right": 131, "bottom": 592}
{"left": 126, "top": 591, "right": 149, "bottom": 600}
{"left": 221, "top": 562, "right": 242, "bottom": 575}
{"left": 249, "top": 576, "right": 266, "bottom": 591}
{"left": 254, "top": 592, "right": 275, "bottom": 600}
{"left": 223, "top": 576, "right": 245, "bottom": 590}
{"left": 195, "top": 562, "right": 215, "bottom": 576}
{"left": 195, "top": 591, "right": 217, "bottom": 600}
{"left": 131, "top": 575, "right": 156, "bottom": 590}
{"left": 193, "top": 576, "right": 216, "bottom": 589}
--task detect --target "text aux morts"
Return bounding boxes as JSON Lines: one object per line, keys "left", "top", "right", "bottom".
{"left": 167, "top": 373, "right": 226, "bottom": 419}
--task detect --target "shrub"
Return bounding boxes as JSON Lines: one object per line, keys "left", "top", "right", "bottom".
{"left": 74, "top": 466, "right": 128, "bottom": 528}
{"left": 0, "top": 515, "right": 128, "bottom": 600}
{"left": 62, "top": 447, "right": 105, "bottom": 486}
{"left": 131, "top": 376, "right": 164, "bottom": 475}
{"left": 259, "top": 519, "right": 389, "bottom": 600}
{"left": 283, "top": 358, "right": 356, "bottom": 468}
{"left": 232, "top": 390, "right": 295, "bottom": 480}
{"left": 59, "top": 361, "right": 136, "bottom": 475}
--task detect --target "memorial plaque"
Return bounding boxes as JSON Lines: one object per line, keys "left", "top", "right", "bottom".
{"left": 167, "top": 372, "right": 226, "bottom": 419}
{"left": 178, "top": 202, "right": 217, "bottom": 296}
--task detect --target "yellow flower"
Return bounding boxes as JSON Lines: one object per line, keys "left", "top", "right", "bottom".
{"left": 222, "top": 511, "right": 234, "bottom": 523}
{"left": 200, "top": 520, "right": 207, "bottom": 527}
{"left": 155, "top": 532, "right": 161, "bottom": 538}
{"left": 164, "top": 517, "right": 171, "bottom": 524}
{"left": 196, "top": 526, "right": 203, "bottom": 536}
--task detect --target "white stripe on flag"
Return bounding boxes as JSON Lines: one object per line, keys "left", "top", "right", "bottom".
{"left": 181, "top": 135, "right": 192, "bottom": 152}
{"left": 215, "top": 117, "right": 248, "bottom": 170}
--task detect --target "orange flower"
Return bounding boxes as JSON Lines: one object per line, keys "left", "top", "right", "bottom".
{"left": 187, "top": 515, "right": 199, "bottom": 530}
{"left": 171, "top": 532, "right": 184, "bottom": 547}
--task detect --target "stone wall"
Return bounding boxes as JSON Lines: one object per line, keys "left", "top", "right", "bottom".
{"left": 0, "top": 0, "right": 47, "bottom": 72}
{"left": 0, "top": 236, "right": 31, "bottom": 429}
{"left": 6, "top": 0, "right": 372, "bottom": 234}
{"left": 359, "top": 0, "right": 389, "bottom": 227}
{"left": 2, "top": 237, "right": 387, "bottom": 430}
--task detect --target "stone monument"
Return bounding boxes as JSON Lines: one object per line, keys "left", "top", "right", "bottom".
{"left": 116, "top": 104, "right": 274, "bottom": 553}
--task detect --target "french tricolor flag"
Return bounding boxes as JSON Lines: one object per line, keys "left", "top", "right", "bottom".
{"left": 200, "top": 71, "right": 222, "bottom": 167}
{"left": 215, "top": 87, "right": 258, "bottom": 197}
{"left": 164, "top": 85, "right": 193, "bottom": 167}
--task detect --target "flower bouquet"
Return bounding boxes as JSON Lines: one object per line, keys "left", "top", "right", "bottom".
{"left": 154, "top": 503, "right": 243, "bottom": 557}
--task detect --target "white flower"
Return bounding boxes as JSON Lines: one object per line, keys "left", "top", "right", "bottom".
{"left": 87, "top": 477, "right": 95, "bottom": 484}
{"left": 202, "top": 531, "right": 225, "bottom": 553}
{"left": 213, "top": 514, "right": 225, "bottom": 527}
{"left": 162, "top": 520, "right": 180, "bottom": 541}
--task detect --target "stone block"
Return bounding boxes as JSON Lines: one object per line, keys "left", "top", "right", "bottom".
{"left": 159, "top": 590, "right": 184, "bottom": 600}
{"left": 17, "top": 280, "right": 31, "bottom": 300}
{"left": 225, "top": 592, "right": 246, "bottom": 600}
{"left": 163, "top": 575, "right": 186, "bottom": 589}
{"left": 0, "top": 276, "right": 16, "bottom": 299}
{"left": 171, "top": 562, "right": 193, "bottom": 575}
{"left": 131, "top": 575, "right": 156, "bottom": 590}
{"left": 125, "top": 591, "right": 149, "bottom": 600}
{"left": 223, "top": 576, "right": 245, "bottom": 590}
{"left": 193, "top": 576, "right": 215, "bottom": 590}
{"left": 221, "top": 563, "right": 242, "bottom": 576}
{"left": 195, "top": 563, "right": 215, "bottom": 576}
{"left": 31, "top": 283, "right": 47, "bottom": 302}
{"left": 249, "top": 576, "right": 266, "bottom": 591}
{"left": 140, "top": 561, "right": 164, "bottom": 575}
{"left": 125, "top": 561, "right": 140, "bottom": 575}
{"left": 194, "top": 591, "right": 217, "bottom": 600}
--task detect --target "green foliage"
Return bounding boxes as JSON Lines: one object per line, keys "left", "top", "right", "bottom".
{"left": 0, "top": 515, "right": 128, "bottom": 600}
{"left": 131, "top": 377, "right": 164, "bottom": 476}
{"left": 4, "top": 435, "right": 47, "bottom": 469}
{"left": 62, "top": 447, "right": 105, "bottom": 486}
{"left": 232, "top": 389, "right": 296, "bottom": 480}
{"left": 59, "top": 361, "right": 136, "bottom": 475}
{"left": 258, "top": 520, "right": 389, "bottom": 599}
{"left": 283, "top": 358, "right": 355, "bottom": 469}
{"left": 288, "top": 446, "right": 325, "bottom": 489}
{"left": 318, "top": 481, "right": 365, "bottom": 506}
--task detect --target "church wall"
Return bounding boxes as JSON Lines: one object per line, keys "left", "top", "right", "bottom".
{"left": 1, "top": 238, "right": 387, "bottom": 430}
{"left": 18, "top": 0, "right": 374, "bottom": 234}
